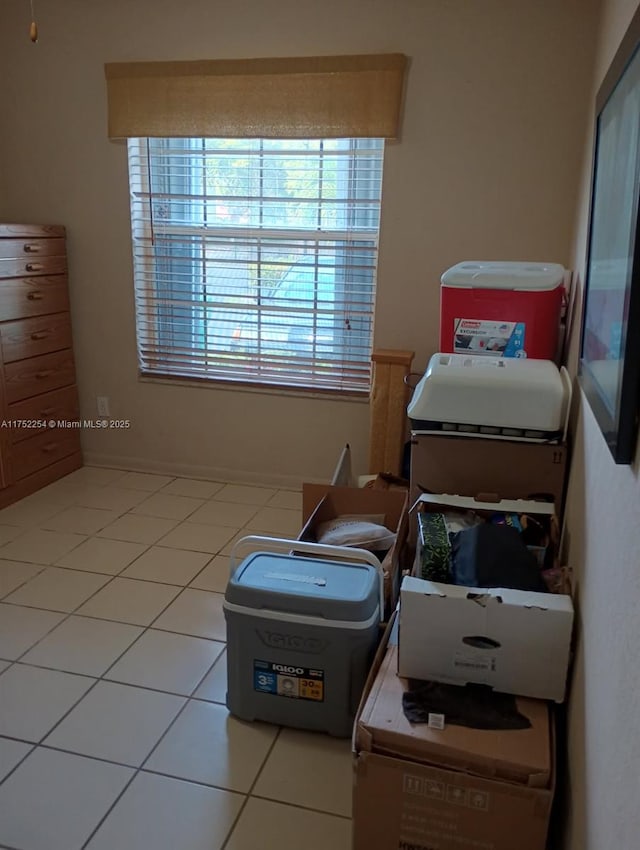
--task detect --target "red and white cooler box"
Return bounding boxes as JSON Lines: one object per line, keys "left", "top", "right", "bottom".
{"left": 440, "top": 261, "right": 565, "bottom": 360}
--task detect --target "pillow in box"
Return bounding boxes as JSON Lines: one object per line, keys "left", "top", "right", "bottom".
{"left": 315, "top": 514, "right": 396, "bottom": 552}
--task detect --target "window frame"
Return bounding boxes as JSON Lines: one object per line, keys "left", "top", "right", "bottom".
{"left": 127, "top": 136, "right": 385, "bottom": 395}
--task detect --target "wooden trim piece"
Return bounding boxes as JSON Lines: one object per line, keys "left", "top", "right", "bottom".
{"left": 368, "top": 348, "right": 414, "bottom": 476}
{"left": 371, "top": 349, "right": 415, "bottom": 366}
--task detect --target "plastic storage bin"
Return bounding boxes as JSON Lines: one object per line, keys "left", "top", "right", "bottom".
{"left": 224, "top": 536, "right": 383, "bottom": 737}
{"left": 440, "top": 261, "right": 565, "bottom": 360}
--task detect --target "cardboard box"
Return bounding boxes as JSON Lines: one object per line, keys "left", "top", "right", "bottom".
{"left": 399, "top": 575, "right": 573, "bottom": 702}
{"left": 299, "top": 484, "right": 408, "bottom": 618}
{"left": 410, "top": 433, "right": 568, "bottom": 515}
{"left": 353, "top": 624, "right": 555, "bottom": 850}
{"left": 400, "top": 494, "right": 573, "bottom": 702}
{"left": 412, "top": 492, "right": 560, "bottom": 581}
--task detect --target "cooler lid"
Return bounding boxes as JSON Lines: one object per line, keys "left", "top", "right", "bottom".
{"left": 441, "top": 261, "right": 565, "bottom": 291}
{"left": 225, "top": 551, "right": 379, "bottom": 622}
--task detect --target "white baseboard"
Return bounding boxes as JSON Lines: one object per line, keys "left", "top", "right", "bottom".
{"left": 82, "top": 451, "right": 330, "bottom": 490}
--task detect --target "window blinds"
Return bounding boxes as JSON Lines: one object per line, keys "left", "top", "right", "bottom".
{"left": 128, "top": 137, "right": 384, "bottom": 393}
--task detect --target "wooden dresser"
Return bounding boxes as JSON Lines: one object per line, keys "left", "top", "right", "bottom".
{"left": 0, "top": 223, "right": 82, "bottom": 509}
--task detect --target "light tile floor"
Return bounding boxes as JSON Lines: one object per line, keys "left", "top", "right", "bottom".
{"left": 0, "top": 467, "right": 353, "bottom": 850}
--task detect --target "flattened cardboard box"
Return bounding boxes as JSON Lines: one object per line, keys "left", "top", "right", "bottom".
{"left": 353, "top": 636, "right": 554, "bottom": 850}
{"left": 299, "top": 484, "right": 408, "bottom": 617}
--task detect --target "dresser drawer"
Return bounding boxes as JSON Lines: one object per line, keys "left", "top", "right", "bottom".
{"left": 11, "top": 427, "right": 81, "bottom": 481}
{"left": 0, "top": 224, "right": 65, "bottom": 240}
{"left": 4, "top": 349, "right": 76, "bottom": 404}
{"left": 0, "top": 238, "right": 66, "bottom": 260}
{"left": 1, "top": 314, "right": 73, "bottom": 363}
{"left": 0, "top": 277, "right": 70, "bottom": 320}
{"left": 0, "top": 255, "right": 67, "bottom": 279}
{"left": 7, "top": 386, "right": 80, "bottom": 443}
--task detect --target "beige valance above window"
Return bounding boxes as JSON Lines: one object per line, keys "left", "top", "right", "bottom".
{"left": 104, "top": 53, "right": 407, "bottom": 139}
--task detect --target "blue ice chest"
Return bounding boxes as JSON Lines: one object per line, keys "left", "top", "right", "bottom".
{"left": 223, "top": 536, "right": 383, "bottom": 737}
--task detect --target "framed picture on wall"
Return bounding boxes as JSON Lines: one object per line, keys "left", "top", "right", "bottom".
{"left": 579, "top": 5, "right": 640, "bottom": 465}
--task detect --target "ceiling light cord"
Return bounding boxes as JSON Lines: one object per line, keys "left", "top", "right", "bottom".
{"left": 29, "top": 0, "right": 38, "bottom": 43}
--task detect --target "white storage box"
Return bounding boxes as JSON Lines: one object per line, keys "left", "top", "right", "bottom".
{"left": 398, "top": 494, "right": 574, "bottom": 702}
{"left": 399, "top": 576, "right": 573, "bottom": 702}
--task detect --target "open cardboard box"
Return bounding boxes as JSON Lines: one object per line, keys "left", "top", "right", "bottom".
{"left": 399, "top": 493, "right": 574, "bottom": 702}
{"left": 299, "top": 483, "right": 408, "bottom": 619}
{"left": 410, "top": 433, "right": 568, "bottom": 514}
{"left": 408, "top": 433, "right": 569, "bottom": 562}
{"left": 353, "top": 614, "right": 556, "bottom": 850}
{"left": 413, "top": 491, "right": 561, "bottom": 579}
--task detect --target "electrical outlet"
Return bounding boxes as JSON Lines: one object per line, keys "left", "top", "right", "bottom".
{"left": 96, "top": 396, "right": 110, "bottom": 418}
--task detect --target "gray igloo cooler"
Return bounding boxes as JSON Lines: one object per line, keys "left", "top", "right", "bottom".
{"left": 224, "top": 536, "right": 384, "bottom": 738}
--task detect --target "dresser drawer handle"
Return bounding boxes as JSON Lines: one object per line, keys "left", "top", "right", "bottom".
{"left": 26, "top": 291, "right": 44, "bottom": 301}
{"left": 25, "top": 262, "right": 43, "bottom": 272}
{"left": 35, "top": 370, "right": 54, "bottom": 379}
{"left": 42, "top": 443, "right": 58, "bottom": 453}
{"left": 23, "top": 243, "right": 42, "bottom": 253}
{"left": 30, "top": 332, "right": 50, "bottom": 341}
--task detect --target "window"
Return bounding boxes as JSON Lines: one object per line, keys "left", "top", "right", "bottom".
{"left": 127, "top": 137, "right": 384, "bottom": 393}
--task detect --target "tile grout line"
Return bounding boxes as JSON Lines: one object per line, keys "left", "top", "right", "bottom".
{"left": 77, "top": 681, "right": 206, "bottom": 849}
{"left": 0, "top": 741, "right": 35, "bottom": 796}
{"left": 248, "top": 792, "right": 353, "bottom": 822}
{"left": 0, "top": 538, "right": 211, "bottom": 792}
{"left": 0, "top": 633, "right": 225, "bottom": 776}
{"left": 77, "top": 757, "right": 140, "bottom": 849}
{"left": 1, "top": 557, "right": 134, "bottom": 664}
{"left": 0, "top": 578, "right": 198, "bottom": 838}
{"left": 4, "top": 547, "right": 235, "bottom": 592}
{"left": 219, "top": 725, "right": 284, "bottom": 850}
{"left": 0, "top": 563, "right": 228, "bottom": 707}
{"left": 0, "top": 474, "right": 306, "bottom": 849}
{"left": 76, "top": 502, "right": 276, "bottom": 847}
{"left": 0, "top": 647, "right": 229, "bottom": 705}
{"left": 0, "top": 671, "right": 104, "bottom": 791}
{"left": 0, "top": 564, "right": 48, "bottom": 601}
{"left": 185, "top": 642, "right": 227, "bottom": 699}
{"left": 0, "top": 500, "right": 290, "bottom": 665}
{"left": 0, "top": 602, "right": 227, "bottom": 647}
{"left": 0, "top": 493, "right": 288, "bottom": 680}
{"left": 48, "top": 528, "right": 229, "bottom": 850}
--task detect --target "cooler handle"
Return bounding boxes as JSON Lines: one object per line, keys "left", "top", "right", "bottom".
{"left": 229, "top": 534, "right": 385, "bottom": 623}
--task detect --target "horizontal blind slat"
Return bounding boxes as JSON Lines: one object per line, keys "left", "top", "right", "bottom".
{"left": 128, "top": 136, "right": 384, "bottom": 391}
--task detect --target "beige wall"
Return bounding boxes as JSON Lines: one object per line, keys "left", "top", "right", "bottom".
{"left": 0, "top": 0, "right": 595, "bottom": 485}
{"left": 5, "top": 2, "right": 640, "bottom": 842}
{"left": 563, "top": 1, "right": 640, "bottom": 848}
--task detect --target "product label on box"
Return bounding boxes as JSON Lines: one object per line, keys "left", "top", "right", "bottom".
{"left": 454, "top": 318, "right": 526, "bottom": 357}
{"left": 253, "top": 659, "right": 324, "bottom": 701}
{"left": 453, "top": 651, "right": 496, "bottom": 673}
{"left": 427, "top": 713, "right": 445, "bottom": 730}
